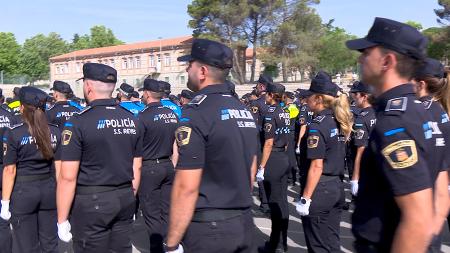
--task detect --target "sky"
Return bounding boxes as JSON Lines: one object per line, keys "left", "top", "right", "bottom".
{"left": 0, "top": 0, "right": 444, "bottom": 45}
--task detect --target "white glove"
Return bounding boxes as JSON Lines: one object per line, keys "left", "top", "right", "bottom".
{"left": 296, "top": 197, "right": 311, "bottom": 216}
{"left": 166, "top": 244, "right": 184, "bottom": 253}
{"left": 295, "top": 145, "right": 300, "bottom": 155}
{"left": 256, "top": 167, "right": 265, "bottom": 182}
{"left": 351, "top": 180, "right": 359, "bottom": 196}
{"left": 0, "top": 200, "right": 11, "bottom": 221}
{"left": 57, "top": 220, "right": 72, "bottom": 242}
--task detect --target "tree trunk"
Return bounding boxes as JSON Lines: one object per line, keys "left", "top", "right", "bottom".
{"left": 250, "top": 17, "right": 259, "bottom": 82}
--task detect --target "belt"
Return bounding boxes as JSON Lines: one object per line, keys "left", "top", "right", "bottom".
{"left": 192, "top": 208, "right": 247, "bottom": 222}
{"left": 271, "top": 147, "right": 287, "bottom": 152}
{"left": 76, "top": 183, "right": 132, "bottom": 195}
{"left": 16, "top": 173, "right": 51, "bottom": 183}
{"left": 143, "top": 157, "right": 171, "bottom": 165}
{"left": 319, "top": 174, "right": 339, "bottom": 182}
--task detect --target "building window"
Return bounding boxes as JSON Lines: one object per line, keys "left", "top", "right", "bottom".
{"left": 164, "top": 54, "right": 171, "bottom": 66}
{"left": 129, "top": 57, "right": 134, "bottom": 69}
{"left": 149, "top": 55, "right": 155, "bottom": 67}
{"left": 164, "top": 77, "right": 169, "bottom": 83}
{"left": 157, "top": 54, "right": 161, "bottom": 63}
{"left": 135, "top": 57, "right": 141, "bottom": 68}
{"left": 56, "top": 66, "right": 60, "bottom": 74}
{"left": 122, "top": 58, "right": 128, "bottom": 69}
{"left": 180, "top": 76, "right": 185, "bottom": 85}
{"left": 76, "top": 62, "right": 81, "bottom": 73}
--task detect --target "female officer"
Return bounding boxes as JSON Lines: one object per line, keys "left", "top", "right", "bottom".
{"left": 257, "top": 83, "right": 291, "bottom": 253}
{"left": 296, "top": 71, "right": 353, "bottom": 253}
{"left": 412, "top": 58, "right": 450, "bottom": 252}
{"left": 0, "top": 87, "right": 61, "bottom": 253}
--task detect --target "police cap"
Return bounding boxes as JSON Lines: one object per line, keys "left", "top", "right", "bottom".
{"left": 160, "top": 81, "right": 171, "bottom": 95}
{"left": 266, "top": 83, "right": 285, "bottom": 95}
{"left": 285, "top": 91, "right": 295, "bottom": 100}
{"left": 117, "top": 83, "right": 134, "bottom": 97}
{"left": 139, "top": 78, "right": 165, "bottom": 92}
{"left": 13, "top": 87, "right": 21, "bottom": 96}
{"left": 415, "top": 58, "right": 446, "bottom": 79}
{"left": 77, "top": 63, "right": 117, "bottom": 83}
{"left": 346, "top": 17, "right": 427, "bottom": 60}
{"left": 131, "top": 91, "right": 140, "bottom": 99}
{"left": 304, "top": 71, "right": 339, "bottom": 97}
{"left": 51, "top": 80, "right": 73, "bottom": 94}
{"left": 19, "top": 86, "right": 49, "bottom": 110}
{"left": 177, "top": 39, "right": 233, "bottom": 69}
{"left": 350, "top": 81, "right": 372, "bottom": 94}
{"left": 180, "top": 89, "right": 194, "bottom": 99}
{"left": 258, "top": 74, "right": 273, "bottom": 86}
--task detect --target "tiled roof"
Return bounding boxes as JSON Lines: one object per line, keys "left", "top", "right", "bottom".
{"left": 50, "top": 36, "right": 193, "bottom": 62}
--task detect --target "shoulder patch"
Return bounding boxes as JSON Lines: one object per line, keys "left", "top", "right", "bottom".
{"left": 8, "top": 123, "right": 23, "bottom": 129}
{"left": 62, "top": 130, "right": 72, "bottom": 146}
{"left": 175, "top": 126, "right": 192, "bottom": 146}
{"left": 251, "top": 106, "right": 259, "bottom": 114}
{"left": 313, "top": 115, "right": 325, "bottom": 123}
{"left": 382, "top": 140, "right": 418, "bottom": 169}
{"left": 188, "top": 94, "right": 207, "bottom": 106}
{"left": 421, "top": 99, "right": 433, "bottom": 110}
{"left": 355, "top": 129, "right": 365, "bottom": 139}
{"left": 307, "top": 135, "right": 319, "bottom": 148}
{"left": 385, "top": 97, "right": 407, "bottom": 112}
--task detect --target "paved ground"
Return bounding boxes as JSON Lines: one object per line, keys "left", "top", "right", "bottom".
{"left": 130, "top": 179, "right": 450, "bottom": 253}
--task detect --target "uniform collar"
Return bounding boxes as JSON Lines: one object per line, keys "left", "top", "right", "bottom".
{"left": 55, "top": 100, "right": 69, "bottom": 105}
{"left": 88, "top": 98, "right": 117, "bottom": 107}
{"left": 146, "top": 102, "right": 161, "bottom": 108}
{"left": 419, "top": 95, "right": 433, "bottom": 102}
{"left": 316, "top": 108, "right": 333, "bottom": 116}
{"left": 195, "top": 84, "right": 232, "bottom": 96}
{"left": 374, "top": 83, "right": 415, "bottom": 111}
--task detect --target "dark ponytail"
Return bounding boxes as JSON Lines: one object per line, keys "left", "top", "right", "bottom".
{"left": 22, "top": 104, "right": 54, "bottom": 160}
{"left": 416, "top": 71, "right": 450, "bottom": 114}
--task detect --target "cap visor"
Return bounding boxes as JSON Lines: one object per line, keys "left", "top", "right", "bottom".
{"left": 138, "top": 88, "right": 144, "bottom": 91}
{"left": 346, "top": 38, "right": 378, "bottom": 51}
{"left": 177, "top": 55, "right": 193, "bottom": 62}
{"left": 303, "top": 90, "right": 314, "bottom": 97}
{"left": 76, "top": 77, "right": 84, "bottom": 82}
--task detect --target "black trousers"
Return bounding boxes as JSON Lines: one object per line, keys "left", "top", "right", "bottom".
{"left": 138, "top": 161, "right": 174, "bottom": 253}
{"left": 9, "top": 177, "right": 57, "bottom": 253}
{"left": 263, "top": 151, "right": 290, "bottom": 250}
{"left": 183, "top": 209, "right": 254, "bottom": 253}
{"left": 0, "top": 190, "right": 12, "bottom": 253}
{"left": 301, "top": 177, "right": 343, "bottom": 253}
{"left": 257, "top": 138, "right": 269, "bottom": 210}
{"left": 71, "top": 187, "right": 136, "bottom": 253}
{"left": 287, "top": 134, "right": 298, "bottom": 184}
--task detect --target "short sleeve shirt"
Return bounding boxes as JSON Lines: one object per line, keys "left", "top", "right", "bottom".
{"left": 46, "top": 101, "right": 82, "bottom": 131}
{"left": 353, "top": 107, "right": 377, "bottom": 147}
{"left": 262, "top": 105, "right": 290, "bottom": 148}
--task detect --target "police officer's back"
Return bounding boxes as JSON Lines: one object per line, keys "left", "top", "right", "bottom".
{"left": 47, "top": 81, "right": 83, "bottom": 131}
{"left": 117, "top": 82, "right": 143, "bottom": 116}
{"left": 159, "top": 81, "right": 182, "bottom": 118}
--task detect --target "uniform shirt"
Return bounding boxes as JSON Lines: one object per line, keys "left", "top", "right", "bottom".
{"left": 60, "top": 99, "right": 143, "bottom": 187}
{"left": 46, "top": 100, "right": 83, "bottom": 131}
{"left": 161, "top": 98, "right": 182, "bottom": 118}
{"left": 175, "top": 84, "right": 258, "bottom": 210}
{"left": 352, "top": 84, "right": 434, "bottom": 247}
{"left": 249, "top": 95, "right": 269, "bottom": 132}
{"left": 0, "top": 107, "right": 18, "bottom": 189}
{"left": 263, "top": 104, "right": 290, "bottom": 148}
{"left": 3, "top": 123, "right": 61, "bottom": 176}
{"left": 304, "top": 109, "right": 346, "bottom": 176}
{"left": 298, "top": 104, "right": 313, "bottom": 126}
{"left": 119, "top": 101, "right": 144, "bottom": 117}
{"left": 140, "top": 102, "right": 179, "bottom": 160}
{"left": 353, "top": 107, "right": 377, "bottom": 147}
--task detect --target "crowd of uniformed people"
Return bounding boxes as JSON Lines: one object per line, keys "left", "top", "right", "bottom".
{"left": 0, "top": 16, "right": 449, "bottom": 253}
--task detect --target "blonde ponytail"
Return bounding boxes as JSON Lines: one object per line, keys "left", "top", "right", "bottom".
{"left": 322, "top": 94, "right": 354, "bottom": 140}
{"left": 436, "top": 70, "right": 450, "bottom": 114}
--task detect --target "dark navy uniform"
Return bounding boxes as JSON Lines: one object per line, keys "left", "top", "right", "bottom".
{"left": 4, "top": 122, "right": 61, "bottom": 253}
{"left": 175, "top": 84, "right": 258, "bottom": 253}
{"left": 0, "top": 107, "right": 16, "bottom": 253}
{"left": 352, "top": 84, "right": 436, "bottom": 252}
{"left": 120, "top": 100, "right": 144, "bottom": 116}
{"left": 161, "top": 98, "right": 182, "bottom": 118}
{"left": 46, "top": 100, "right": 82, "bottom": 130}
{"left": 353, "top": 107, "right": 376, "bottom": 148}
{"left": 261, "top": 95, "right": 291, "bottom": 252}
{"left": 300, "top": 109, "right": 347, "bottom": 253}
{"left": 60, "top": 98, "right": 143, "bottom": 253}
{"left": 139, "top": 93, "right": 179, "bottom": 252}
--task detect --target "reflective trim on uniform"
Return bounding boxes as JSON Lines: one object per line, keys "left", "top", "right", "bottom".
{"left": 384, "top": 128, "right": 405, "bottom": 136}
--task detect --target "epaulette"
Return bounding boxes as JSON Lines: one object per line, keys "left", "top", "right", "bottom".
{"left": 268, "top": 106, "right": 276, "bottom": 113}
{"left": 48, "top": 123, "right": 59, "bottom": 128}
{"left": 8, "top": 123, "right": 23, "bottom": 129}
{"left": 313, "top": 115, "right": 326, "bottom": 123}
{"left": 188, "top": 94, "right": 207, "bottom": 106}
{"left": 0, "top": 104, "right": 12, "bottom": 113}
{"left": 46, "top": 104, "right": 56, "bottom": 111}
{"left": 78, "top": 106, "right": 92, "bottom": 115}
{"left": 421, "top": 99, "right": 433, "bottom": 110}
{"left": 385, "top": 97, "right": 407, "bottom": 112}
{"left": 68, "top": 100, "right": 84, "bottom": 111}
{"left": 360, "top": 111, "right": 369, "bottom": 117}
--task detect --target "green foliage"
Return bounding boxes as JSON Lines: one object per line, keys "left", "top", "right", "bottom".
{"left": 19, "top": 33, "right": 69, "bottom": 82}
{"left": 71, "top": 25, "right": 123, "bottom": 50}
{"left": 0, "top": 32, "right": 21, "bottom": 74}
{"left": 435, "top": 0, "right": 450, "bottom": 24}
{"left": 405, "top": 21, "right": 423, "bottom": 30}
{"left": 423, "top": 26, "right": 450, "bottom": 61}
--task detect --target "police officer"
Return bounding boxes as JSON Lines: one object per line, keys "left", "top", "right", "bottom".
{"left": 117, "top": 82, "right": 144, "bottom": 116}
{"left": 295, "top": 71, "right": 353, "bottom": 253}
{"left": 56, "top": 63, "right": 143, "bottom": 253}
{"left": 160, "top": 81, "right": 182, "bottom": 118}
{"left": 7, "top": 87, "right": 21, "bottom": 116}
{"left": 1, "top": 86, "right": 61, "bottom": 253}
{"left": 46, "top": 80, "right": 83, "bottom": 131}
{"left": 349, "top": 81, "right": 376, "bottom": 197}
{"left": 347, "top": 17, "right": 436, "bottom": 252}
{"left": 0, "top": 92, "right": 17, "bottom": 253}
{"left": 131, "top": 91, "right": 146, "bottom": 111}
{"left": 179, "top": 89, "right": 194, "bottom": 106}
{"left": 283, "top": 91, "right": 299, "bottom": 186}
{"left": 256, "top": 83, "right": 291, "bottom": 253}
{"left": 412, "top": 57, "right": 450, "bottom": 252}
{"left": 138, "top": 78, "right": 179, "bottom": 252}
{"left": 165, "top": 39, "right": 258, "bottom": 253}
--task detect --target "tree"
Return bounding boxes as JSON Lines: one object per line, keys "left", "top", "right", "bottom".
{"left": 19, "top": 33, "right": 69, "bottom": 82}
{"left": 435, "top": 0, "right": 450, "bottom": 24}
{"left": 71, "top": 33, "right": 91, "bottom": 50}
{"left": 0, "top": 32, "right": 21, "bottom": 74}
{"left": 405, "top": 21, "right": 423, "bottom": 31}
{"left": 423, "top": 27, "right": 450, "bottom": 62}
{"left": 317, "top": 26, "right": 359, "bottom": 74}
{"left": 90, "top": 25, "right": 123, "bottom": 48}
